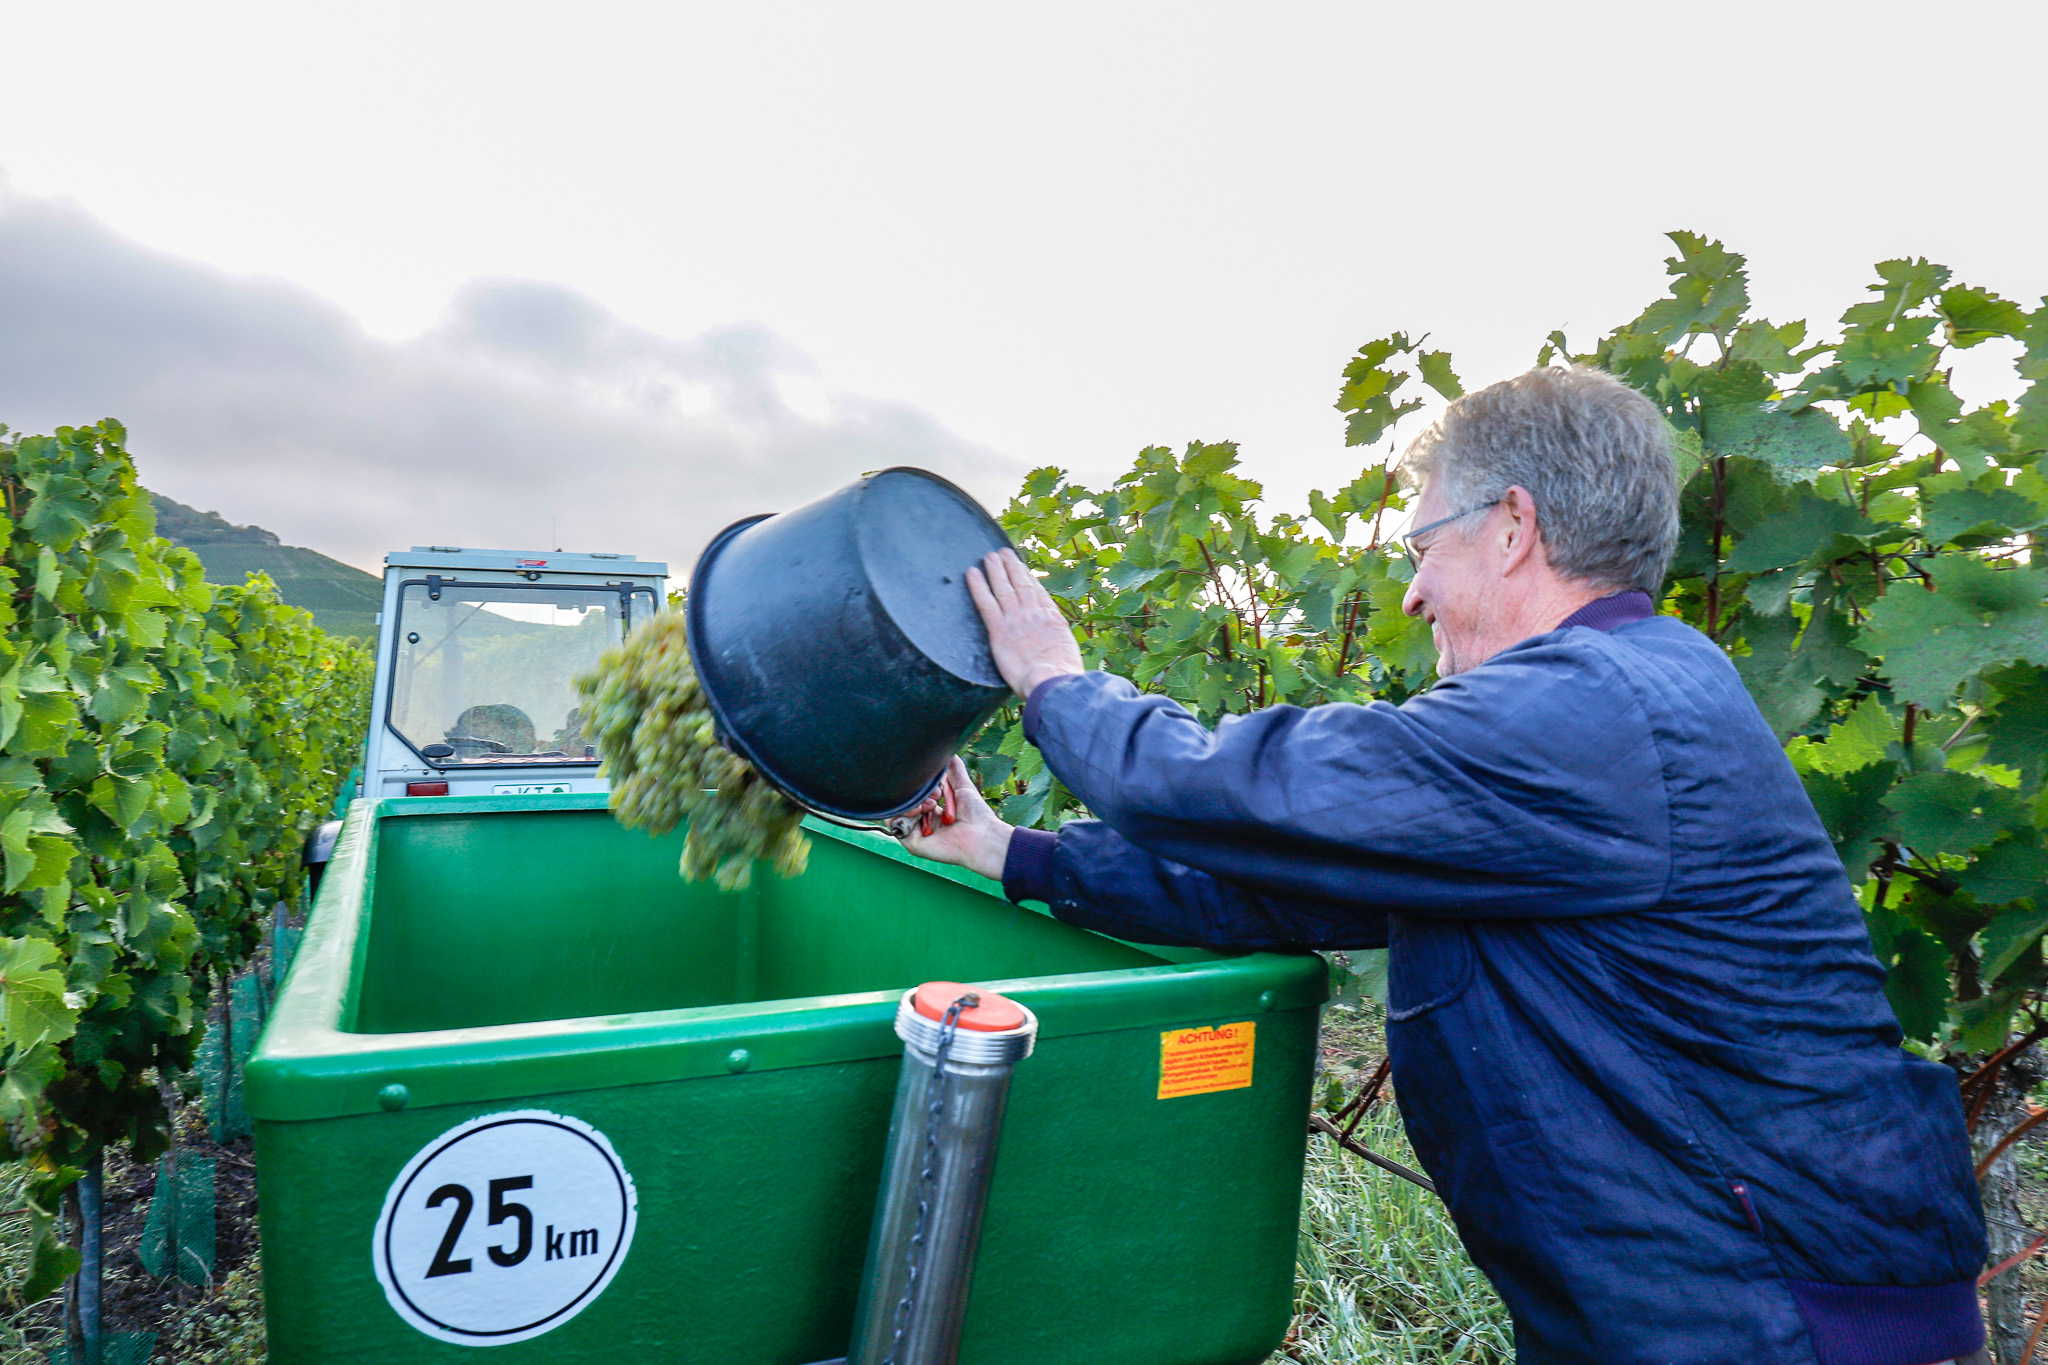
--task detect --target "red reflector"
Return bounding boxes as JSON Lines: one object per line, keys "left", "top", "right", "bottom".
{"left": 406, "top": 781, "right": 450, "bottom": 796}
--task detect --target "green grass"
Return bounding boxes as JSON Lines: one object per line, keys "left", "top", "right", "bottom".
{"left": 0, "top": 1162, "right": 55, "bottom": 1365}
{"left": 149, "top": 1266, "right": 265, "bottom": 1365}
{"left": 1285, "top": 1102, "right": 1514, "bottom": 1363}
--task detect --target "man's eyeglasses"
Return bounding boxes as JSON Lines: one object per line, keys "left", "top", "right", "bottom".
{"left": 1401, "top": 501, "right": 1496, "bottom": 564}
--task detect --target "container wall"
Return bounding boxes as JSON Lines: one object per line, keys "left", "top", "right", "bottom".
{"left": 748, "top": 829, "right": 1159, "bottom": 1003}
{"left": 263, "top": 799, "right": 1324, "bottom": 1365}
{"left": 259, "top": 1004, "right": 1320, "bottom": 1365}
{"left": 960, "top": 1018, "right": 1315, "bottom": 1363}
{"left": 258, "top": 1057, "right": 900, "bottom": 1365}
{"left": 352, "top": 809, "right": 750, "bottom": 1033}
{"left": 352, "top": 809, "right": 1163, "bottom": 1035}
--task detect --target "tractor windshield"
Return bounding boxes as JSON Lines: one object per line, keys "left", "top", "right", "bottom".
{"left": 387, "top": 582, "right": 654, "bottom": 766}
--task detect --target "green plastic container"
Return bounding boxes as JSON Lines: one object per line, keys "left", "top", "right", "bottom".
{"left": 250, "top": 794, "right": 1326, "bottom": 1364}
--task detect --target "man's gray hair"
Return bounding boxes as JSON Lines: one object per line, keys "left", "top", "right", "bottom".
{"left": 1401, "top": 366, "right": 1679, "bottom": 595}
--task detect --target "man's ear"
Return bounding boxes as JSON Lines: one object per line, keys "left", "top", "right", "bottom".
{"left": 1499, "top": 485, "right": 1544, "bottom": 575}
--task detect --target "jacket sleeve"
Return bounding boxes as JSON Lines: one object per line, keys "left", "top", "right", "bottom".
{"left": 1003, "top": 824, "right": 1388, "bottom": 952}
{"left": 1022, "top": 637, "right": 1674, "bottom": 920}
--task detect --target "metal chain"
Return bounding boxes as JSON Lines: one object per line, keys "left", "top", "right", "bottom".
{"left": 882, "top": 992, "right": 979, "bottom": 1365}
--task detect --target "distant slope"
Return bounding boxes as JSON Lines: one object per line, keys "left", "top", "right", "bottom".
{"left": 150, "top": 498, "right": 282, "bottom": 547}
{"left": 150, "top": 493, "right": 382, "bottom": 638}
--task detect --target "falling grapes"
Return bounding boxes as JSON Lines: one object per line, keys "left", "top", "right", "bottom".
{"left": 577, "top": 611, "right": 809, "bottom": 890}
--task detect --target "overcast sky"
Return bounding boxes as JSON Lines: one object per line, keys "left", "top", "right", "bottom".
{"left": 3, "top": 1, "right": 2043, "bottom": 574}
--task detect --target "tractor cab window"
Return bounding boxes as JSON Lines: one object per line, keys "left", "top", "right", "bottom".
{"left": 387, "top": 582, "right": 653, "bottom": 766}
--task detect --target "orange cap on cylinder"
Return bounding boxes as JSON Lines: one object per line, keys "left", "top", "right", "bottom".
{"left": 912, "top": 981, "right": 1028, "bottom": 1033}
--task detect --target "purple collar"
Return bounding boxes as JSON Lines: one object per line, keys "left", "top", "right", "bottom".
{"left": 1554, "top": 590, "right": 1656, "bottom": 633}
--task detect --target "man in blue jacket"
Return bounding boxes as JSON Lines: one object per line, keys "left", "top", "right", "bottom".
{"left": 903, "top": 366, "right": 1988, "bottom": 1365}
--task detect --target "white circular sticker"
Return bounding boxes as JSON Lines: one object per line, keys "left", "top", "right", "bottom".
{"left": 372, "top": 1110, "right": 638, "bottom": 1346}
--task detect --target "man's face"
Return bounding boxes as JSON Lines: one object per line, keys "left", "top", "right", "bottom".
{"left": 1400, "top": 480, "right": 1504, "bottom": 679}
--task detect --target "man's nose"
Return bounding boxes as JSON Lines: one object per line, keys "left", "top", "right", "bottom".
{"left": 1402, "top": 581, "right": 1425, "bottom": 618}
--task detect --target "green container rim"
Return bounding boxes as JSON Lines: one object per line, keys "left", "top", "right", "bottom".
{"left": 246, "top": 794, "right": 1327, "bottom": 1122}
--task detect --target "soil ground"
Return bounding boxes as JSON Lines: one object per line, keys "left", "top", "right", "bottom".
{"left": 8, "top": 1105, "right": 265, "bottom": 1364}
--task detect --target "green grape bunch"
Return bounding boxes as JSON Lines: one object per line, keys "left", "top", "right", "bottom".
{"left": 577, "top": 611, "right": 810, "bottom": 890}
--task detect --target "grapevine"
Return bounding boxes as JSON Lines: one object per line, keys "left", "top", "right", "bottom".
{"left": 579, "top": 611, "right": 808, "bottom": 890}
{"left": 0, "top": 418, "right": 370, "bottom": 1301}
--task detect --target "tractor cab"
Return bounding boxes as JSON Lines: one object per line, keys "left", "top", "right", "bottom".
{"left": 359, "top": 546, "right": 668, "bottom": 800}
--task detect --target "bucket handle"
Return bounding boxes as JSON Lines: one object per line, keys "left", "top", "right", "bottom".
{"left": 804, "top": 807, "right": 894, "bottom": 835}
{"left": 806, "top": 805, "right": 925, "bottom": 842}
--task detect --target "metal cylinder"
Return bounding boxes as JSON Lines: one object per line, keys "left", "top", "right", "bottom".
{"left": 847, "top": 987, "right": 1037, "bottom": 1365}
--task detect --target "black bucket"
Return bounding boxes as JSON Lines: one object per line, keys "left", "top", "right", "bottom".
{"left": 686, "top": 467, "right": 1015, "bottom": 821}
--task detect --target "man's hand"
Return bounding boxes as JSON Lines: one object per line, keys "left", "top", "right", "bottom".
{"left": 967, "top": 548, "right": 1084, "bottom": 699}
{"left": 899, "top": 757, "right": 1013, "bottom": 881}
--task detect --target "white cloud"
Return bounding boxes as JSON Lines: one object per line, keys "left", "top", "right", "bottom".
{"left": 0, "top": 193, "right": 1022, "bottom": 575}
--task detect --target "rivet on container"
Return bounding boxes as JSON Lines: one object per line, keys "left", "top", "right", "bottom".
{"left": 725, "top": 1048, "right": 753, "bottom": 1074}
{"left": 377, "top": 1083, "right": 409, "bottom": 1111}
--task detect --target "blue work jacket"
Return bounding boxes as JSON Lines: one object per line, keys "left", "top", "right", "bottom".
{"left": 999, "top": 600, "right": 1986, "bottom": 1365}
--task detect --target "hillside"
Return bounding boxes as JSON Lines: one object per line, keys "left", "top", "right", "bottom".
{"left": 149, "top": 493, "right": 382, "bottom": 638}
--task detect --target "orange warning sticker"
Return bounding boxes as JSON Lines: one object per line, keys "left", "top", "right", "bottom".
{"left": 1158, "top": 1021, "right": 1256, "bottom": 1100}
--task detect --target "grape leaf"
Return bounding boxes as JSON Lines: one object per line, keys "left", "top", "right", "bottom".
{"left": 1101, "top": 558, "right": 1166, "bottom": 593}
{"left": 2015, "top": 303, "right": 2048, "bottom": 455}
{"left": 1883, "top": 770, "right": 2031, "bottom": 857}
{"left": 1842, "top": 258, "right": 1951, "bottom": 328}
{"left": 18, "top": 469, "right": 93, "bottom": 549}
{"left": 1307, "top": 489, "right": 1346, "bottom": 541}
{"left": 88, "top": 662, "right": 157, "bottom": 727}
{"left": 0, "top": 802, "right": 72, "bottom": 895}
{"left": 1938, "top": 286, "right": 2027, "bottom": 348}
{"left": 1805, "top": 699, "right": 1901, "bottom": 775}
{"left": 1931, "top": 407, "right": 2016, "bottom": 473}
{"left": 1336, "top": 335, "right": 1426, "bottom": 448}
{"left": 1981, "top": 903, "right": 2048, "bottom": 983}
{"left": 1633, "top": 232, "right": 1750, "bottom": 344}
{"left": 18, "top": 1223, "right": 79, "bottom": 1306}
{"left": 1729, "top": 318, "right": 1813, "bottom": 374}
{"left": 0, "top": 936, "right": 75, "bottom": 1049}
{"left": 1883, "top": 923, "right": 1951, "bottom": 1042}
{"left": 1797, "top": 598, "right": 1869, "bottom": 688}
{"left": 1804, "top": 761, "right": 1901, "bottom": 879}
{"left": 1983, "top": 665, "right": 2048, "bottom": 793}
{"left": 1921, "top": 486, "right": 2044, "bottom": 544}
{"left": 1364, "top": 575, "right": 1434, "bottom": 679}
{"left": 1958, "top": 834, "right": 2048, "bottom": 910}
{"left": 1907, "top": 380, "right": 1965, "bottom": 430}
{"left": 1418, "top": 350, "right": 1463, "bottom": 400}
{"left": 1670, "top": 426, "right": 1707, "bottom": 484}
{"left": 1959, "top": 977, "right": 2036, "bottom": 1053}
{"left": 1036, "top": 561, "right": 1096, "bottom": 601}
{"left": 1837, "top": 316, "right": 1942, "bottom": 391}
{"left": 1721, "top": 494, "right": 1877, "bottom": 576}
{"left": 1857, "top": 556, "right": 2048, "bottom": 706}
{"left": 1704, "top": 405, "right": 1853, "bottom": 485}
{"left": 1732, "top": 610, "right": 1825, "bottom": 739}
